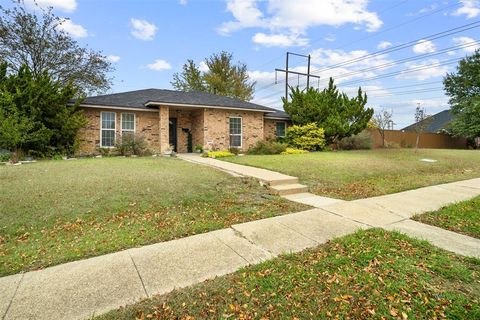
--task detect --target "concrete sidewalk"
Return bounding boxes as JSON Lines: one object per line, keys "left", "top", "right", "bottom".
{"left": 1, "top": 178, "right": 480, "bottom": 319}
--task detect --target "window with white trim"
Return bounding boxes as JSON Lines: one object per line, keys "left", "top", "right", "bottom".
{"left": 276, "top": 121, "right": 286, "bottom": 137}
{"left": 121, "top": 113, "right": 135, "bottom": 138}
{"left": 229, "top": 117, "right": 242, "bottom": 148}
{"left": 101, "top": 111, "right": 116, "bottom": 147}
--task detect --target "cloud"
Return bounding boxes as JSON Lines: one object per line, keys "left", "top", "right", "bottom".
{"left": 57, "top": 19, "right": 87, "bottom": 38}
{"left": 453, "top": 0, "right": 480, "bottom": 18}
{"left": 412, "top": 39, "right": 436, "bottom": 54}
{"left": 24, "top": 0, "right": 77, "bottom": 12}
{"left": 179, "top": 0, "right": 187, "bottom": 5}
{"left": 252, "top": 33, "right": 308, "bottom": 47}
{"left": 452, "top": 36, "right": 480, "bottom": 53}
{"left": 130, "top": 18, "right": 158, "bottom": 41}
{"left": 147, "top": 59, "right": 172, "bottom": 71}
{"left": 106, "top": 55, "right": 120, "bottom": 63}
{"left": 324, "top": 34, "right": 336, "bottom": 42}
{"left": 198, "top": 61, "right": 209, "bottom": 72}
{"left": 396, "top": 59, "right": 449, "bottom": 81}
{"left": 219, "top": 0, "right": 383, "bottom": 47}
{"left": 309, "top": 48, "right": 392, "bottom": 83}
{"left": 377, "top": 41, "right": 392, "bottom": 49}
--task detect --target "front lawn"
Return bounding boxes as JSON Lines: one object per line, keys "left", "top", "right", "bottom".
{"left": 225, "top": 149, "right": 480, "bottom": 200}
{"left": 0, "top": 157, "right": 306, "bottom": 276}
{"left": 414, "top": 196, "right": 480, "bottom": 239}
{"left": 98, "top": 229, "right": 480, "bottom": 319}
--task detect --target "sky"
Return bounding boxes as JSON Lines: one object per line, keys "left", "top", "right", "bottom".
{"left": 6, "top": 0, "right": 480, "bottom": 128}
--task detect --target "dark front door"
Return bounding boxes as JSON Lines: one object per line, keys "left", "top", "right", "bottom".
{"left": 169, "top": 118, "right": 177, "bottom": 152}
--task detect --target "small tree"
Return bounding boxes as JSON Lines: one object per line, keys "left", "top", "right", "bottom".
{"left": 413, "top": 105, "right": 432, "bottom": 151}
{"left": 372, "top": 108, "right": 393, "bottom": 147}
{"left": 0, "top": 62, "right": 86, "bottom": 157}
{"left": 171, "top": 51, "right": 255, "bottom": 101}
{"left": 443, "top": 49, "right": 480, "bottom": 139}
{"left": 283, "top": 78, "right": 373, "bottom": 144}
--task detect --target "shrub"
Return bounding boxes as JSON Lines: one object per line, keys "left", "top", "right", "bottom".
{"left": 115, "top": 133, "right": 147, "bottom": 156}
{"left": 247, "top": 140, "right": 287, "bottom": 155}
{"left": 202, "top": 150, "right": 235, "bottom": 158}
{"left": 281, "top": 148, "right": 308, "bottom": 155}
{"left": 385, "top": 141, "right": 400, "bottom": 149}
{"left": 284, "top": 123, "right": 326, "bottom": 151}
{"left": 338, "top": 130, "right": 373, "bottom": 150}
{"left": 194, "top": 144, "right": 203, "bottom": 153}
{"left": 229, "top": 147, "right": 241, "bottom": 155}
{"left": 0, "top": 151, "right": 10, "bottom": 162}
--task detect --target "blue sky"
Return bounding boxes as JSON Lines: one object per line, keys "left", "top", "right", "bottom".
{"left": 11, "top": 0, "right": 480, "bottom": 127}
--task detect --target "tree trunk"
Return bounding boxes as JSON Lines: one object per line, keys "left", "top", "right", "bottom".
{"left": 415, "top": 133, "right": 420, "bottom": 152}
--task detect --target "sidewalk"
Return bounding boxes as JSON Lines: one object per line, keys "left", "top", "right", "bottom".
{"left": 1, "top": 174, "right": 480, "bottom": 319}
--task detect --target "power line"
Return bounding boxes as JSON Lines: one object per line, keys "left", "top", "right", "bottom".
{"left": 253, "top": 25, "right": 479, "bottom": 95}
{"left": 315, "top": 39, "right": 479, "bottom": 82}
{"left": 338, "top": 57, "right": 461, "bottom": 86}
{"left": 309, "top": 20, "right": 480, "bottom": 76}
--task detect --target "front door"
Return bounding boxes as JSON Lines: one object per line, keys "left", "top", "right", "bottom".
{"left": 169, "top": 118, "right": 177, "bottom": 152}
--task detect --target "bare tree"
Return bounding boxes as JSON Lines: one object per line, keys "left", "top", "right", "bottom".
{"left": 0, "top": 1, "right": 113, "bottom": 95}
{"left": 372, "top": 108, "right": 393, "bottom": 147}
{"left": 414, "top": 104, "right": 432, "bottom": 151}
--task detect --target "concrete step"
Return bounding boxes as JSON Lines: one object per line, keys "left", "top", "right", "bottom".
{"left": 269, "top": 183, "right": 309, "bottom": 196}
{"left": 267, "top": 177, "right": 299, "bottom": 186}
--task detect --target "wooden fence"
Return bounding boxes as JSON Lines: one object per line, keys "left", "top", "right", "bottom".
{"left": 367, "top": 129, "right": 467, "bottom": 149}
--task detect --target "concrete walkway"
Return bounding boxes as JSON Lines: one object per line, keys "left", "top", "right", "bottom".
{"left": 1, "top": 171, "right": 480, "bottom": 319}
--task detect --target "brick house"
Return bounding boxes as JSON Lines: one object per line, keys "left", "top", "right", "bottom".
{"left": 74, "top": 89, "right": 290, "bottom": 154}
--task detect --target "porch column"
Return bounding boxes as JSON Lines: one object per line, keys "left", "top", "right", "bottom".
{"left": 159, "top": 105, "right": 170, "bottom": 153}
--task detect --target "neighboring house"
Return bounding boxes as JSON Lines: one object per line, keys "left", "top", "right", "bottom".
{"left": 402, "top": 109, "right": 454, "bottom": 133}
{"left": 73, "top": 89, "right": 290, "bottom": 154}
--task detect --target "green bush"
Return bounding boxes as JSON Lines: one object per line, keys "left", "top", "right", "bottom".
{"left": 284, "top": 123, "right": 326, "bottom": 151}
{"left": 281, "top": 148, "right": 308, "bottom": 155}
{"left": 202, "top": 150, "right": 235, "bottom": 158}
{"left": 115, "top": 133, "right": 147, "bottom": 156}
{"left": 229, "top": 147, "right": 240, "bottom": 155}
{"left": 338, "top": 130, "right": 373, "bottom": 150}
{"left": 247, "top": 140, "right": 287, "bottom": 155}
{"left": 0, "top": 151, "right": 10, "bottom": 162}
{"left": 194, "top": 144, "right": 203, "bottom": 153}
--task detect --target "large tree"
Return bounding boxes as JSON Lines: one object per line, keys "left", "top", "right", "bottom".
{"left": 0, "top": 62, "right": 86, "bottom": 159}
{"left": 0, "top": 1, "right": 113, "bottom": 95}
{"left": 283, "top": 77, "right": 373, "bottom": 144}
{"left": 171, "top": 51, "right": 255, "bottom": 101}
{"left": 443, "top": 49, "right": 480, "bottom": 139}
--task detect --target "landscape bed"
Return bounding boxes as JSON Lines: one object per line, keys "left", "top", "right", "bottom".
{"left": 97, "top": 229, "right": 480, "bottom": 319}
{"left": 224, "top": 149, "right": 480, "bottom": 200}
{"left": 0, "top": 157, "right": 306, "bottom": 276}
{"left": 414, "top": 196, "right": 480, "bottom": 239}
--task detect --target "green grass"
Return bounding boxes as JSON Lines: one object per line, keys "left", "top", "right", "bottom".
{"left": 414, "top": 196, "right": 480, "bottom": 239}
{"left": 224, "top": 149, "right": 480, "bottom": 200}
{"left": 97, "top": 229, "right": 480, "bottom": 320}
{"left": 0, "top": 157, "right": 307, "bottom": 276}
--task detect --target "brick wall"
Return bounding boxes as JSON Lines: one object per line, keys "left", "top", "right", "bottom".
{"left": 77, "top": 106, "right": 270, "bottom": 154}
{"left": 77, "top": 107, "right": 160, "bottom": 155}
{"left": 264, "top": 119, "right": 289, "bottom": 140}
{"left": 203, "top": 108, "right": 264, "bottom": 151}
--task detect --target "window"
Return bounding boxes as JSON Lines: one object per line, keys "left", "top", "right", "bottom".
{"left": 229, "top": 117, "right": 242, "bottom": 148}
{"left": 276, "top": 122, "right": 286, "bottom": 137}
{"left": 100, "top": 111, "right": 116, "bottom": 147}
{"left": 121, "top": 113, "right": 135, "bottom": 138}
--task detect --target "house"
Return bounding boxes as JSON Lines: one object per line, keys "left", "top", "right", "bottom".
{"left": 402, "top": 109, "right": 454, "bottom": 133}
{"left": 74, "top": 89, "right": 290, "bottom": 154}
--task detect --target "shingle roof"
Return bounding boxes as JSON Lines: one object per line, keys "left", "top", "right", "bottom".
{"left": 264, "top": 109, "right": 291, "bottom": 120}
{"left": 402, "top": 109, "right": 454, "bottom": 133}
{"left": 76, "top": 88, "right": 275, "bottom": 112}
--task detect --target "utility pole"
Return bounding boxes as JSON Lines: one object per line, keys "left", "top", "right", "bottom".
{"left": 275, "top": 52, "right": 320, "bottom": 103}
